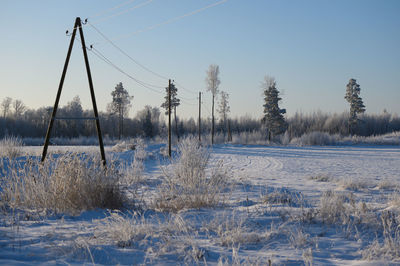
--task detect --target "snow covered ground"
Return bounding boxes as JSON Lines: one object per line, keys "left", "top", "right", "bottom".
{"left": 1, "top": 143, "right": 400, "bottom": 265}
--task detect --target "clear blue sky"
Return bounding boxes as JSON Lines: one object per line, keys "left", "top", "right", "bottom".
{"left": 1, "top": 0, "right": 399, "bottom": 120}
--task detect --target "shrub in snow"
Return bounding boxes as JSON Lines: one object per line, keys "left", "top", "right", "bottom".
{"left": 338, "top": 178, "right": 369, "bottom": 191}
{"left": 318, "top": 191, "right": 350, "bottom": 224}
{"left": 362, "top": 211, "right": 400, "bottom": 261}
{"left": 308, "top": 174, "right": 331, "bottom": 182}
{"left": 111, "top": 140, "right": 136, "bottom": 153}
{"left": 1, "top": 153, "right": 125, "bottom": 214}
{"left": 343, "top": 131, "right": 400, "bottom": 146}
{"left": 155, "top": 137, "right": 229, "bottom": 212}
{"left": 231, "top": 130, "right": 267, "bottom": 145}
{"left": 377, "top": 179, "right": 399, "bottom": 191}
{"left": 262, "top": 187, "right": 306, "bottom": 207}
{"left": 206, "top": 213, "right": 262, "bottom": 247}
{"left": 0, "top": 136, "right": 23, "bottom": 159}
{"left": 290, "top": 131, "right": 338, "bottom": 146}
{"left": 95, "top": 212, "right": 204, "bottom": 264}
{"left": 95, "top": 210, "right": 149, "bottom": 248}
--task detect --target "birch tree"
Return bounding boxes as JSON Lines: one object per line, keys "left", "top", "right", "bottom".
{"left": 205, "top": 64, "right": 220, "bottom": 145}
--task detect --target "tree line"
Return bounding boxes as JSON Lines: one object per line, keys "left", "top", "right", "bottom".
{"left": 1, "top": 65, "right": 399, "bottom": 141}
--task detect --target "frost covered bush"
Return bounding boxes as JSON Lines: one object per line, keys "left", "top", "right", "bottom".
{"left": 338, "top": 178, "right": 369, "bottom": 191}
{"left": 206, "top": 213, "right": 262, "bottom": 247}
{"left": 231, "top": 131, "right": 266, "bottom": 145}
{"left": 1, "top": 153, "right": 125, "bottom": 214}
{"left": 344, "top": 131, "right": 400, "bottom": 146}
{"left": 318, "top": 191, "right": 350, "bottom": 224}
{"left": 111, "top": 140, "right": 136, "bottom": 153}
{"left": 95, "top": 210, "right": 149, "bottom": 248}
{"left": 308, "top": 174, "right": 331, "bottom": 182}
{"left": 290, "top": 131, "right": 339, "bottom": 146}
{"left": 0, "top": 136, "right": 23, "bottom": 159}
{"left": 262, "top": 187, "right": 305, "bottom": 207}
{"left": 95, "top": 211, "right": 204, "bottom": 264}
{"left": 362, "top": 211, "right": 400, "bottom": 261}
{"left": 155, "top": 137, "right": 229, "bottom": 212}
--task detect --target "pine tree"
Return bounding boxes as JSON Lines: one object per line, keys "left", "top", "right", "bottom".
{"left": 261, "top": 76, "right": 286, "bottom": 140}
{"left": 161, "top": 82, "right": 180, "bottom": 140}
{"left": 108, "top": 82, "right": 133, "bottom": 139}
{"left": 345, "top": 78, "right": 365, "bottom": 135}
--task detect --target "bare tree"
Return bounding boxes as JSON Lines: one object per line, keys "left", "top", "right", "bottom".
{"left": 13, "top": 99, "right": 26, "bottom": 117}
{"left": 1, "top": 97, "right": 12, "bottom": 118}
{"left": 205, "top": 64, "right": 221, "bottom": 145}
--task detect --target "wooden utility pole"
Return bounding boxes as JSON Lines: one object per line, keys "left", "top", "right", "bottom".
{"left": 198, "top": 92, "right": 201, "bottom": 142}
{"left": 211, "top": 94, "right": 215, "bottom": 145}
{"left": 78, "top": 18, "right": 106, "bottom": 165}
{"left": 168, "top": 79, "right": 172, "bottom": 157}
{"left": 41, "top": 17, "right": 106, "bottom": 165}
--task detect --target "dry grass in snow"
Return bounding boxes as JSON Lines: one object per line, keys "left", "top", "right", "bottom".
{"left": 1, "top": 153, "right": 125, "bottom": 214}
{"left": 154, "top": 137, "right": 229, "bottom": 212}
{"left": 0, "top": 136, "right": 23, "bottom": 159}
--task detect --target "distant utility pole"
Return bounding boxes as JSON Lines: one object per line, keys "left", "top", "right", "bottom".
{"left": 198, "top": 92, "right": 201, "bottom": 142}
{"left": 168, "top": 79, "right": 172, "bottom": 157}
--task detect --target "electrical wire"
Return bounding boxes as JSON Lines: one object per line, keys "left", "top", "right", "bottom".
{"left": 89, "top": 0, "right": 154, "bottom": 26}
{"left": 89, "top": 22, "right": 200, "bottom": 99}
{"left": 88, "top": 22, "right": 169, "bottom": 81}
{"left": 90, "top": 47, "right": 164, "bottom": 94}
{"left": 97, "top": 0, "right": 228, "bottom": 43}
{"left": 174, "top": 81, "right": 197, "bottom": 94}
{"left": 88, "top": 0, "right": 139, "bottom": 20}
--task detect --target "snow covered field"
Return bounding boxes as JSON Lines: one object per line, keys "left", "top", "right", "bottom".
{"left": 1, "top": 143, "right": 400, "bottom": 265}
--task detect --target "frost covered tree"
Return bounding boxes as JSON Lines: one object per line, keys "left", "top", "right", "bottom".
{"left": 217, "top": 90, "right": 230, "bottom": 135}
{"left": 345, "top": 78, "right": 365, "bottom": 135}
{"left": 205, "top": 64, "right": 220, "bottom": 145}
{"left": 161, "top": 82, "right": 180, "bottom": 140}
{"left": 13, "top": 99, "right": 26, "bottom": 117}
{"left": 261, "top": 76, "right": 286, "bottom": 140}
{"left": 65, "top": 96, "right": 83, "bottom": 137}
{"left": 108, "top": 82, "right": 133, "bottom": 139}
{"left": 1, "top": 97, "right": 12, "bottom": 118}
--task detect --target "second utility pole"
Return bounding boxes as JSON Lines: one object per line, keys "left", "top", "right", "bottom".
{"left": 168, "top": 79, "right": 172, "bottom": 157}
{"left": 198, "top": 92, "right": 201, "bottom": 142}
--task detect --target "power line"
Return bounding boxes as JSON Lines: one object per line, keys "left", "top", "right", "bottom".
{"left": 96, "top": 0, "right": 228, "bottom": 43}
{"left": 88, "top": 22, "right": 169, "bottom": 81}
{"left": 90, "top": 46, "right": 164, "bottom": 94}
{"left": 174, "top": 81, "right": 197, "bottom": 94}
{"left": 88, "top": 0, "right": 139, "bottom": 20}
{"left": 89, "top": 22, "right": 200, "bottom": 99}
{"left": 89, "top": 0, "right": 154, "bottom": 26}
{"left": 180, "top": 98, "right": 197, "bottom": 106}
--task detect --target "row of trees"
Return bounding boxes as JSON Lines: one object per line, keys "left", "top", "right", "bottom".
{"left": 1, "top": 62, "right": 396, "bottom": 141}
{"left": 0, "top": 96, "right": 398, "bottom": 141}
{"left": 260, "top": 76, "right": 367, "bottom": 139}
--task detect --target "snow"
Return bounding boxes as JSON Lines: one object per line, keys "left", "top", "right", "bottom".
{"left": 1, "top": 144, "right": 400, "bottom": 265}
